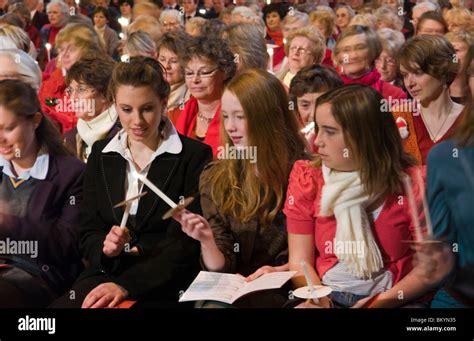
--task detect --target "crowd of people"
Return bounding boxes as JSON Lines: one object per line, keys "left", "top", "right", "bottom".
{"left": 0, "top": 0, "right": 472, "bottom": 309}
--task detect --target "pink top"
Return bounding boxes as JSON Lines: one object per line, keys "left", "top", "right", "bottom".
{"left": 283, "top": 160, "right": 425, "bottom": 284}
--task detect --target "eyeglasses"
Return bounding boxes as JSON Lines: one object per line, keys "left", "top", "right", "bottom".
{"left": 375, "top": 56, "right": 396, "bottom": 66}
{"left": 184, "top": 67, "right": 218, "bottom": 79}
{"left": 66, "top": 84, "right": 95, "bottom": 96}
{"left": 289, "top": 46, "right": 313, "bottom": 55}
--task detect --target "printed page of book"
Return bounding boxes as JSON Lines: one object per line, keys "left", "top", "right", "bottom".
{"left": 234, "top": 271, "right": 297, "bottom": 301}
{"left": 179, "top": 271, "right": 246, "bottom": 304}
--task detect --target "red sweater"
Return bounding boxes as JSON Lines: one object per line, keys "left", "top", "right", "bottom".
{"left": 175, "top": 96, "right": 221, "bottom": 158}
{"left": 339, "top": 68, "right": 407, "bottom": 101}
{"left": 39, "top": 68, "right": 77, "bottom": 134}
{"left": 283, "top": 160, "right": 425, "bottom": 284}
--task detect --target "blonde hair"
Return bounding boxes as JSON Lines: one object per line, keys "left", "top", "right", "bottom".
{"left": 284, "top": 26, "right": 326, "bottom": 64}
{"left": 309, "top": 10, "right": 336, "bottom": 38}
{"left": 374, "top": 6, "right": 404, "bottom": 31}
{"left": 185, "top": 17, "right": 206, "bottom": 36}
{"left": 127, "top": 15, "right": 162, "bottom": 46}
{"left": 444, "top": 7, "right": 472, "bottom": 32}
{"left": 133, "top": 1, "right": 161, "bottom": 20}
{"left": 349, "top": 14, "right": 377, "bottom": 29}
{"left": 55, "top": 23, "right": 105, "bottom": 63}
{"left": 123, "top": 30, "right": 157, "bottom": 57}
{"left": 445, "top": 31, "right": 474, "bottom": 70}
{"left": 0, "top": 24, "right": 30, "bottom": 53}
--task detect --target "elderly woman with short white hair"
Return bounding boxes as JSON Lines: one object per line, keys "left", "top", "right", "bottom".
{"left": 160, "top": 9, "right": 184, "bottom": 32}
{"left": 278, "top": 26, "right": 326, "bottom": 88}
{"left": 376, "top": 28, "right": 405, "bottom": 86}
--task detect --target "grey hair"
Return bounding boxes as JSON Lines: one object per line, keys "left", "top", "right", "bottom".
{"left": 377, "top": 28, "right": 405, "bottom": 56}
{"left": 0, "top": 49, "right": 41, "bottom": 91}
{"left": 413, "top": 1, "right": 440, "bottom": 13}
{"left": 159, "top": 9, "right": 184, "bottom": 27}
{"left": 123, "top": 30, "right": 157, "bottom": 57}
{"left": 46, "top": 0, "right": 69, "bottom": 16}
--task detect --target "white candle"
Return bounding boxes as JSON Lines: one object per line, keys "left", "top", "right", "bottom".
{"left": 403, "top": 175, "right": 423, "bottom": 242}
{"left": 415, "top": 169, "right": 433, "bottom": 237}
{"left": 267, "top": 47, "right": 274, "bottom": 72}
{"left": 118, "top": 17, "right": 129, "bottom": 27}
{"left": 301, "top": 261, "right": 319, "bottom": 304}
{"left": 132, "top": 171, "right": 177, "bottom": 208}
{"left": 45, "top": 43, "right": 51, "bottom": 62}
{"left": 120, "top": 203, "right": 131, "bottom": 228}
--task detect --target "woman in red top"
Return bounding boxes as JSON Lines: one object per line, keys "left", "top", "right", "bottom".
{"left": 39, "top": 23, "right": 106, "bottom": 134}
{"left": 395, "top": 35, "right": 465, "bottom": 165}
{"left": 333, "top": 25, "right": 407, "bottom": 101}
{"left": 284, "top": 85, "right": 431, "bottom": 308}
{"left": 175, "top": 36, "right": 236, "bottom": 157}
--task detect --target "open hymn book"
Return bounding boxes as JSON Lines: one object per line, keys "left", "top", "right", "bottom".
{"left": 179, "top": 271, "right": 297, "bottom": 304}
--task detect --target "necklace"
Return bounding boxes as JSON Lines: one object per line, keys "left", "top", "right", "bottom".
{"left": 197, "top": 111, "right": 213, "bottom": 124}
{"left": 420, "top": 104, "right": 454, "bottom": 143}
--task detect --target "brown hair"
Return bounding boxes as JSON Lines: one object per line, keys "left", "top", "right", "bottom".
{"left": 0, "top": 79, "right": 71, "bottom": 156}
{"left": 455, "top": 102, "right": 474, "bottom": 147}
{"left": 416, "top": 11, "right": 448, "bottom": 35}
{"left": 334, "top": 25, "right": 382, "bottom": 66}
{"left": 55, "top": 23, "right": 106, "bottom": 63}
{"left": 398, "top": 35, "right": 459, "bottom": 87}
{"left": 108, "top": 56, "right": 170, "bottom": 103}
{"left": 314, "top": 84, "right": 417, "bottom": 197}
{"left": 202, "top": 69, "right": 306, "bottom": 225}
{"left": 180, "top": 36, "right": 236, "bottom": 84}
{"left": 289, "top": 64, "right": 343, "bottom": 123}
{"left": 66, "top": 56, "right": 116, "bottom": 96}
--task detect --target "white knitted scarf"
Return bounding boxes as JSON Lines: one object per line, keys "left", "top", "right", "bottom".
{"left": 320, "top": 165, "right": 384, "bottom": 279}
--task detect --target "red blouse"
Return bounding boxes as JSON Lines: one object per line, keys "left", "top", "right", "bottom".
{"left": 283, "top": 160, "right": 425, "bottom": 284}
{"left": 412, "top": 112, "right": 465, "bottom": 165}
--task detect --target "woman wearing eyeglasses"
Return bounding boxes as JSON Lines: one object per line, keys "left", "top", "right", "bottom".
{"left": 376, "top": 28, "right": 405, "bottom": 89}
{"left": 175, "top": 36, "right": 236, "bottom": 157}
{"left": 64, "top": 57, "right": 120, "bottom": 163}
{"left": 38, "top": 23, "right": 106, "bottom": 134}
{"left": 333, "top": 25, "right": 407, "bottom": 101}
{"left": 278, "top": 26, "right": 326, "bottom": 89}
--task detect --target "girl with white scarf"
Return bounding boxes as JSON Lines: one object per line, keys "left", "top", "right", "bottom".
{"left": 284, "top": 84, "right": 432, "bottom": 308}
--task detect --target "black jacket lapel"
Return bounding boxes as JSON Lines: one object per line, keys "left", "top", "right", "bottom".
{"left": 100, "top": 153, "right": 127, "bottom": 223}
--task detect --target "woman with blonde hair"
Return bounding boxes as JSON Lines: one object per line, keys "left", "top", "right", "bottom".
{"left": 175, "top": 69, "right": 306, "bottom": 307}
{"left": 446, "top": 31, "right": 474, "bottom": 103}
{"left": 122, "top": 30, "right": 157, "bottom": 59}
{"left": 444, "top": 7, "right": 472, "bottom": 32}
{"left": 39, "top": 23, "right": 106, "bottom": 134}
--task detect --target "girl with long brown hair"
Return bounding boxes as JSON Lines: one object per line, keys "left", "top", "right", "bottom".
{"left": 175, "top": 69, "right": 306, "bottom": 307}
{"left": 285, "top": 84, "right": 432, "bottom": 308}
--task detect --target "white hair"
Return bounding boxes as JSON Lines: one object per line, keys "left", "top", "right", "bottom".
{"left": 413, "top": 1, "right": 440, "bottom": 12}
{"left": 46, "top": 0, "right": 69, "bottom": 15}
{"left": 231, "top": 6, "right": 256, "bottom": 20}
{"left": 0, "top": 49, "right": 42, "bottom": 91}
{"left": 159, "top": 9, "right": 184, "bottom": 26}
{"left": 377, "top": 28, "right": 405, "bottom": 56}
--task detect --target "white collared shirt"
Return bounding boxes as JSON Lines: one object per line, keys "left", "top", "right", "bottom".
{"left": 102, "top": 119, "right": 182, "bottom": 215}
{"left": 0, "top": 152, "right": 49, "bottom": 181}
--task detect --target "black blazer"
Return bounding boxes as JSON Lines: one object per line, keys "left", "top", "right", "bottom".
{"left": 78, "top": 134, "right": 212, "bottom": 301}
